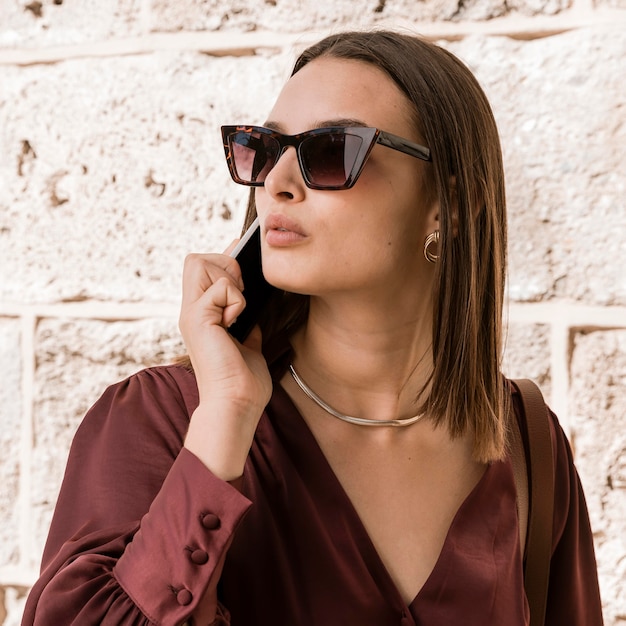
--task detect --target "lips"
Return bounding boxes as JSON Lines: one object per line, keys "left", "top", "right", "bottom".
{"left": 264, "top": 214, "right": 307, "bottom": 246}
{"left": 265, "top": 214, "right": 306, "bottom": 235}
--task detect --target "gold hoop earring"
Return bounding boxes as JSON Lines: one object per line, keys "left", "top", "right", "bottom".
{"left": 423, "top": 230, "right": 440, "bottom": 263}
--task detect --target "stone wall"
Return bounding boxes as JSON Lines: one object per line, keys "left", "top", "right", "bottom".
{"left": 1, "top": 0, "right": 625, "bottom": 623}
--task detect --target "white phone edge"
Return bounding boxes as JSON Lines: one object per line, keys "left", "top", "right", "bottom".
{"left": 229, "top": 217, "right": 260, "bottom": 258}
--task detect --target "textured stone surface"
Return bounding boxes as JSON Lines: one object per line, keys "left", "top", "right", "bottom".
{"left": 147, "top": 0, "right": 572, "bottom": 33}
{"left": 597, "top": 0, "right": 626, "bottom": 7}
{"left": 2, "top": 6, "right": 626, "bottom": 625}
{"left": 501, "top": 322, "right": 552, "bottom": 396}
{"left": 0, "top": 0, "right": 576, "bottom": 47}
{"left": 570, "top": 329, "right": 626, "bottom": 625}
{"left": 30, "top": 317, "right": 183, "bottom": 559}
{"left": 0, "top": 585, "right": 29, "bottom": 626}
{"left": 0, "top": 50, "right": 286, "bottom": 305}
{"left": 0, "top": 320, "right": 22, "bottom": 568}
{"left": 0, "top": 0, "right": 144, "bottom": 49}
{"left": 3, "top": 29, "right": 624, "bottom": 308}
{"left": 448, "top": 29, "right": 626, "bottom": 305}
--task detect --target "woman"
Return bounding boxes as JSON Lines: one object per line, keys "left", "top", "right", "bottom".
{"left": 22, "top": 31, "right": 602, "bottom": 625}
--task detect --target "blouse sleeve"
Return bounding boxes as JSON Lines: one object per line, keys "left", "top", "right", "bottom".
{"left": 546, "top": 411, "right": 604, "bottom": 625}
{"left": 21, "top": 366, "right": 252, "bottom": 626}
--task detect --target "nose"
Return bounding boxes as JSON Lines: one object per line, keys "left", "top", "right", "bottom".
{"left": 263, "top": 146, "right": 306, "bottom": 201}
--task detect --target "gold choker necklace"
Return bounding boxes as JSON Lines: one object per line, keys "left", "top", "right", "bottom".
{"left": 288, "top": 364, "right": 425, "bottom": 428}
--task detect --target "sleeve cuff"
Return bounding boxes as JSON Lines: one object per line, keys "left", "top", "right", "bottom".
{"left": 114, "top": 448, "right": 252, "bottom": 625}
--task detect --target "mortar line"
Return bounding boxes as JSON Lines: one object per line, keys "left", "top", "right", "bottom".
{"left": 550, "top": 321, "right": 572, "bottom": 434}
{"left": 18, "top": 312, "right": 37, "bottom": 579}
{"left": 0, "top": 11, "right": 625, "bottom": 66}
{"left": 0, "top": 301, "right": 179, "bottom": 320}
{"left": 0, "top": 300, "right": 625, "bottom": 324}
{"left": 507, "top": 301, "right": 626, "bottom": 328}
{"left": 2, "top": 300, "right": 625, "bottom": 325}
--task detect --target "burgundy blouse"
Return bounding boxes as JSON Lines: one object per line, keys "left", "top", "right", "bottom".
{"left": 22, "top": 343, "right": 603, "bottom": 625}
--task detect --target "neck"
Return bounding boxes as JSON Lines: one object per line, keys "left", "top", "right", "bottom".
{"left": 290, "top": 293, "right": 434, "bottom": 423}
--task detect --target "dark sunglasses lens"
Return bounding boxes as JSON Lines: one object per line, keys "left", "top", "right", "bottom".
{"left": 300, "top": 133, "right": 364, "bottom": 188}
{"left": 230, "top": 130, "right": 279, "bottom": 184}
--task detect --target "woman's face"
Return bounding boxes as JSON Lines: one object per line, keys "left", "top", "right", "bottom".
{"left": 254, "top": 56, "right": 438, "bottom": 301}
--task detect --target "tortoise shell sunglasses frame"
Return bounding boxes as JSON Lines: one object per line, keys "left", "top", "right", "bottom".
{"left": 221, "top": 125, "right": 431, "bottom": 191}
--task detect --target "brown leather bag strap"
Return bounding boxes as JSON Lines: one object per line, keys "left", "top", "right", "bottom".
{"left": 511, "top": 379, "right": 555, "bottom": 626}
{"left": 509, "top": 406, "right": 529, "bottom": 554}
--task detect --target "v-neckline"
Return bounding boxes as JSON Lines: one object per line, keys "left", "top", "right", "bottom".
{"left": 269, "top": 380, "right": 498, "bottom": 611}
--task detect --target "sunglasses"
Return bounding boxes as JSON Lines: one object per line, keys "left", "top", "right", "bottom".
{"left": 221, "top": 125, "right": 431, "bottom": 191}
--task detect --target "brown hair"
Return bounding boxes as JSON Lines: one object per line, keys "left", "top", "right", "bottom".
{"left": 243, "top": 30, "right": 508, "bottom": 462}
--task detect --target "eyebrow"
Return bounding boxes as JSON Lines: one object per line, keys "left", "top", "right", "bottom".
{"left": 262, "top": 118, "right": 369, "bottom": 133}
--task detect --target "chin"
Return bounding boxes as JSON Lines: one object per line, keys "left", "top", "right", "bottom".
{"left": 263, "top": 272, "right": 309, "bottom": 295}
{"left": 261, "top": 264, "right": 319, "bottom": 296}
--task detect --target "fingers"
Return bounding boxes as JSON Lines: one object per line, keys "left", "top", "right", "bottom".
{"left": 180, "top": 254, "right": 247, "bottom": 335}
{"left": 181, "top": 253, "right": 243, "bottom": 306}
{"left": 193, "top": 275, "right": 246, "bottom": 329}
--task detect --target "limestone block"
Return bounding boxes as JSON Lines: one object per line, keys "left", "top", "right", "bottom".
{"left": 30, "top": 316, "right": 184, "bottom": 563}
{"left": 0, "top": 0, "right": 144, "bottom": 49}
{"left": 501, "top": 321, "right": 551, "bottom": 398}
{"left": 451, "top": 0, "right": 571, "bottom": 19}
{"left": 570, "top": 329, "right": 626, "bottom": 624}
{"left": 147, "top": 0, "right": 571, "bottom": 33}
{"left": 0, "top": 585, "right": 29, "bottom": 626}
{"left": 448, "top": 28, "right": 626, "bottom": 305}
{"left": 597, "top": 0, "right": 626, "bottom": 7}
{"left": 0, "top": 319, "right": 22, "bottom": 569}
{"left": 0, "top": 50, "right": 286, "bottom": 305}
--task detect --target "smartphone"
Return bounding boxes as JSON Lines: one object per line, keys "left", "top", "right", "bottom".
{"left": 227, "top": 217, "right": 273, "bottom": 342}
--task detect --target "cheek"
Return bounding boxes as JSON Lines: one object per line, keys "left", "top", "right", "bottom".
{"left": 330, "top": 222, "right": 419, "bottom": 280}
{"left": 343, "top": 189, "right": 426, "bottom": 258}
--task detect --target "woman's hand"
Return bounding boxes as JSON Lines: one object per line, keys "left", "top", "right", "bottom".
{"left": 178, "top": 252, "right": 272, "bottom": 481}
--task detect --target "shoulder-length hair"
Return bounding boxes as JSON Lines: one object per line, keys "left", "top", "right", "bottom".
{"left": 242, "top": 30, "right": 508, "bottom": 463}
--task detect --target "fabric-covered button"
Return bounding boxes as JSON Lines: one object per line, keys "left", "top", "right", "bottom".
{"left": 201, "top": 513, "right": 221, "bottom": 529}
{"left": 190, "top": 549, "right": 209, "bottom": 565}
{"left": 176, "top": 589, "right": 193, "bottom": 606}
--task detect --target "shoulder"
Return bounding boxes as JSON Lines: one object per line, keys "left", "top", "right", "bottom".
{"left": 74, "top": 364, "right": 199, "bottom": 451}
{"left": 122, "top": 363, "right": 199, "bottom": 413}
{"left": 509, "top": 380, "right": 589, "bottom": 541}
{"left": 509, "top": 380, "right": 573, "bottom": 478}
{"left": 106, "top": 363, "right": 198, "bottom": 410}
